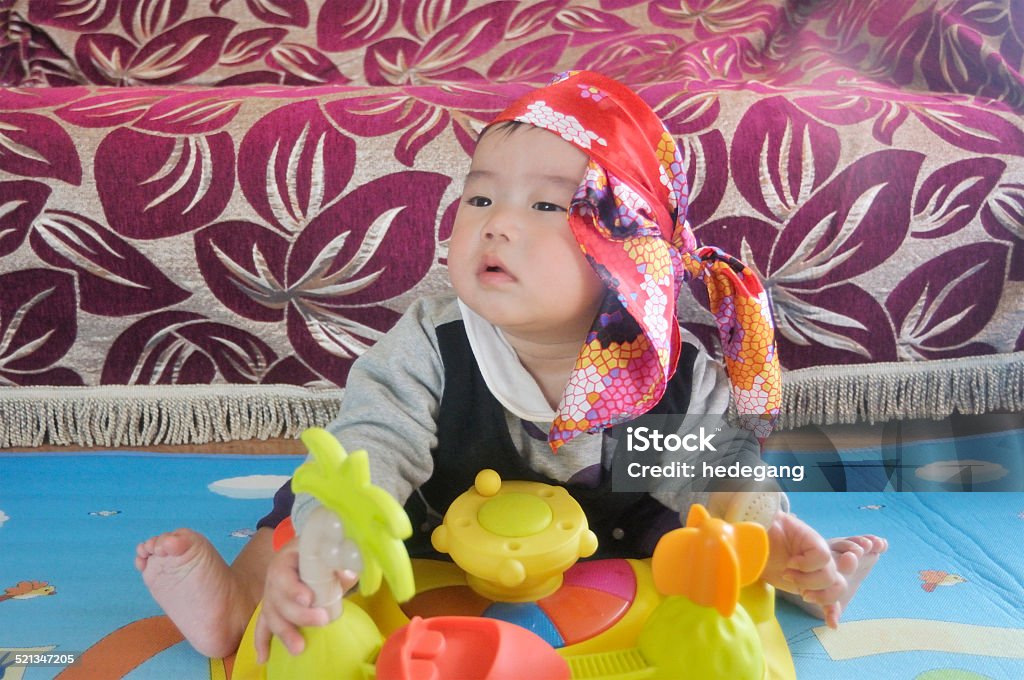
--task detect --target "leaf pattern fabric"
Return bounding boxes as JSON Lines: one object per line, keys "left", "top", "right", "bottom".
{"left": 0, "top": 1, "right": 1021, "bottom": 439}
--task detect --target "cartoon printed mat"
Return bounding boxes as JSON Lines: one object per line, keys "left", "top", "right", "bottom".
{"left": 1, "top": 451, "right": 1023, "bottom": 679}
{"left": 0, "top": 452, "right": 303, "bottom": 680}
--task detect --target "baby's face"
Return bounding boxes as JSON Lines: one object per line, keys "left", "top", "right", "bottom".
{"left": 449, "top": 125, "right": 606, "bottom": 344}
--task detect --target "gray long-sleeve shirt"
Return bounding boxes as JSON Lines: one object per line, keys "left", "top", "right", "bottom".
{"left": 292, "top": 294, "right": 767, "bottom": 532}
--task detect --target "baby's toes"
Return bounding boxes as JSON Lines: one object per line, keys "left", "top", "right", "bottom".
{"left": 849, "top": 535, "right": 877, "bottom": 552}
{"left": 850, "top": 534, "right": 889, "bottom": 555}
{"left": 134, "top": 547, "right": 149, "bottom": 572}
{"left": 830, "top": 538, "right": 866, "bottom": 559}
{"left": 834, "top": 549, "right": 859, "bottom": 577}
{"left": 867, "top": 535, "right": 889, "bottom": 554}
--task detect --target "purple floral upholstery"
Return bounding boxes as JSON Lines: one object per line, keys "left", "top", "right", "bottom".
{"left": 1, "top": 1, "right": 1022, "bottom": 446}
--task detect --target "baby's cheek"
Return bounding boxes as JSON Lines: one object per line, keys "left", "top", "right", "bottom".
{"left": 446, "top": 239, "right": 472, "bottom": 283}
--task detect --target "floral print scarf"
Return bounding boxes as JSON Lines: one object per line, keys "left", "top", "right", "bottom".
{"left": 489, "top": 71, "right": 781, "bottom": 451}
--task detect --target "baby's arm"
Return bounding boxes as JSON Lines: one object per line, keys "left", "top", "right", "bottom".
{"left": 661, "top": 336, "right": 848, "bottom": 621}
{"left": 257, "top": 298, "right": 451, "bottom": 659}
{"left": 290, "top": 297, "right": 449, "bottom": 531}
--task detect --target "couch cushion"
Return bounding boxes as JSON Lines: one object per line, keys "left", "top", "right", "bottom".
{"left": 1, "top": 0, "right": 1022, "bottom": 446}
{"left": 0, "top": 79, "right": 1022, "bottom": 446}
{"left": 3, "top": 0, "right": 1022, "bottom": 107}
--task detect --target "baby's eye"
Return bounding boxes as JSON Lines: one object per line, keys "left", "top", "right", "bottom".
{"left": 466, "top": 196, "right": 492, "bottom": 207}
{"left": 533, "top": 202, "right": 566, "bottom": 212}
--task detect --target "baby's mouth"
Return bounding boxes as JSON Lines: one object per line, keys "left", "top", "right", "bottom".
{"left": 479, "top": 256, "right": 515, "bottom": 282}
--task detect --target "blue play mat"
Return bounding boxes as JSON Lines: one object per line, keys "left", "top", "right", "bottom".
{"left": 2, "top": 450, "right": 1022, "bottom": 679}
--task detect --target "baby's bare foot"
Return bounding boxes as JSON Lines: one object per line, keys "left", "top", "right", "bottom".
{"left": 785, "top": 534, "right": 888, "bottom": 627}
{"left": 136, "top": 529, "right": 252, "bottom": 658}
{"left": 830, "top": 534, "right": 887, "bottom": 608}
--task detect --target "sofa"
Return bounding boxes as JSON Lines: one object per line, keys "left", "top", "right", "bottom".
{"left": 1, "top": 0, "right": 1022, "bottom": 448}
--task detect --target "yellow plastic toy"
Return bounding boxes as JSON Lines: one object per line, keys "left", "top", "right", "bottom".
{"left": 234, "top": 428, "right": 415, "bottom": 680}
{"left": 232, "top": 428, "right": 796, "bottom": 680}
{"left": 431, "top": 468, "right": 599, "bottom": 602}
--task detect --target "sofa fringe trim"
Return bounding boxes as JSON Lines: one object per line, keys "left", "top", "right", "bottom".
{"left": 0, "top": 385, "right": 344, "bottom": 448}
{"left": 779, "top": 351, "right": 1024, "bottom": 430}
{"left": 2, "top": 353, "right": 1022, "bottom": 446}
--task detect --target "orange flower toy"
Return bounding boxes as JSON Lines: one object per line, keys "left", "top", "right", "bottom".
{"left": 640, "top": 505, "right": 771, "bottom": 678}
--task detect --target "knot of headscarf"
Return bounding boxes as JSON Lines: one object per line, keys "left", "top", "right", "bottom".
{"left": 488, "top": 71, "right": 781, "bottom": 451}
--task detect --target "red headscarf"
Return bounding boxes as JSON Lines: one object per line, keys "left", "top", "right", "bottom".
{"left": 489, "top": 71, "right": 781, "bottom": 451}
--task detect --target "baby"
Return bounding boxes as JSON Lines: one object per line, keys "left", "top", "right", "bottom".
{"left": 137, "top": 71, "right": 887, "bottom": 662}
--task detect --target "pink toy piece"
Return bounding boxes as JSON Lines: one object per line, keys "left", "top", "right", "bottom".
{"left": 559, "top": 558, "right": 637, "bottom": 602}
{"left": 376, "top": 615, "right": 572, "bottom": 680}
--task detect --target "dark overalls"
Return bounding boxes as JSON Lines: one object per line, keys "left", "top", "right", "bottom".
{"left": 260, "top": 319, "right": 700, "bottom": 559}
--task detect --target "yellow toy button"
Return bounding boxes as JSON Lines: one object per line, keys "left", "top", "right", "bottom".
{"left": 431, "top": 469, "right": 598, "bottom": 602}
{"left": 474, "top": 469, "right": 502, "bottom": 497}
{"left": 478, "top": 493, "right": 552, "bottom": 537}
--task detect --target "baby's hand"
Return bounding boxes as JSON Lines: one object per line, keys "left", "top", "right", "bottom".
{"left": 253, "top": 539, "right": 357, "bottom": 662}
{"left": 761, "top": 513, "right": 846, "bottom": 629}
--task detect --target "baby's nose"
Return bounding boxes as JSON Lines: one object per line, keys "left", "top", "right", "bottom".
{"left": 483, "top": 211, "right": 515, "bottom": 240}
